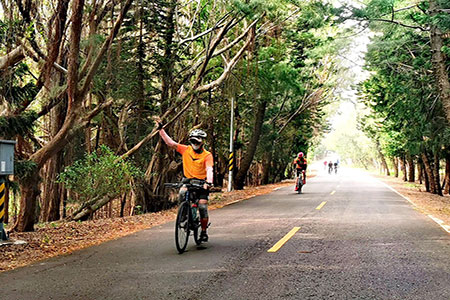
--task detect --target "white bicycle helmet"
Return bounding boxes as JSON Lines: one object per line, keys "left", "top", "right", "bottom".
{"left": 189, "top": 129, "right": 207, "bottom": 141}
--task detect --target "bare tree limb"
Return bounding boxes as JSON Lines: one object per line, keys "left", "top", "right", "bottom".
{"left": 184, "top": 17, "right": 260, "bottom": 79}
{"left": 176, "top": 12, "right": 231, "bottom": 44}
{"left": 371, "top": 18, "right": 428, "bottom": 31}
{"left": 195, "top": 25, "right": 254, "bottom": 93}
{"left": 121, "top": 19, "right": 258, "bottom": 159}
{"left": 0, "top": 46, "right": 25, "bottom": 71}
{"left": 80, "top": 0, "right": 134, "bottom": 98}
{"left": 277, "top": 89, "right": 322, "bottom": 136}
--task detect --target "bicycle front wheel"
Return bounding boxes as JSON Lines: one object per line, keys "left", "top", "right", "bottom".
{"left": 175, "top": 202, "right": 190, "bottom": 253}
{"left": 193, "top": 222, "right": 201, "bottom": 245}
{"left": 297, "top": 179, "right": 302, "bottom": 194}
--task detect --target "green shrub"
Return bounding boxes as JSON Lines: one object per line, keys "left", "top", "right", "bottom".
{"left": 58, "top": 145, "right": 143, "bottom": 205}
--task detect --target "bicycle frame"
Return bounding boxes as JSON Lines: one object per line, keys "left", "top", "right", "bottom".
{"left": 183, "top": 189, "right": 200, "bottom": 227}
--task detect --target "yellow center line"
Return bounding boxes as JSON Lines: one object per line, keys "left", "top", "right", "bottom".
{"left": 267, "top": 227, "right": 301, "bottom": 253}
{"left": 330, "top": 190, "right": 336, "bottom": 195}
{"left": 316, "top": 201, "right": 327, "bottom": 210}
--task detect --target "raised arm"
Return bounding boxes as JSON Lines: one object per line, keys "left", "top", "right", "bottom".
{"left": 153, "top": 116, "right": 178, "bottom": 149}
{"left": 159, "top": 128, "right": 178, "bottom": 149}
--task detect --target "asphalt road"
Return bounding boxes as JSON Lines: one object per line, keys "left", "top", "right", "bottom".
{"left": 1, "top": 168, "right": 449, "bottom": 300}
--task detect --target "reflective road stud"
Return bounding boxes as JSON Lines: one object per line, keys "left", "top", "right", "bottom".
{"left": 0, "top": 177, "right": 7, "bottom": 240}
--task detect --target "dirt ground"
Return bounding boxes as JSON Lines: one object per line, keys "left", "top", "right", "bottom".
{"left": 0, "top": 180, "right": 294, "bottom": 272}
{"left": 373, "top": 173, "right": 450, "bottom": 225}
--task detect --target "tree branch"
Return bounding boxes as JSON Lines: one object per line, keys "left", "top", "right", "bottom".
{"left": 80, "top": 0, "right": 134, "bottom": 98}
{"left": 121, "top": 19, "right": 258, "bottom": 159}
{"left": 371, "top": 18, "right": 428, "bottom": 31}
{"left": 0, "top": 46, "right": 25, "bottom": 71}
{"left": 277, "top": 89, "right": 322, "bottom": 136}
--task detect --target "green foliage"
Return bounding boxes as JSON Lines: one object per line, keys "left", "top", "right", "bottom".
{"left": 0, "top": 110, "right": 37, "bottom": 138}
{"left": 357, "top": 0, "right": 450, "bottom": 163}
{"left": 58, "top": 146, "right": 143, "bottom": 204}
{"left": 15, "top": 160, "right": 38, "bottom": 181}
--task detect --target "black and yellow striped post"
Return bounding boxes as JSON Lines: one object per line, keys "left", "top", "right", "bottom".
{"left": 227, "top": 97, "right": 235, "bottom": 192}
{"left": 228, "top": 152, "right": 234, "bottom": 172}
{"left": 0, "top": 177, "right": 7, "bottom": 240}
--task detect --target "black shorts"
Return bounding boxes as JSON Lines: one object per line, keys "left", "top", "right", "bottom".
{"left": 296, "top": 169, "right": 305, "bottom": 177}
{"left": 182, "top": 178, "right": 209, "bottom": 200}
{"left": 193, "top": 189, "right": 209, "bottom": 200}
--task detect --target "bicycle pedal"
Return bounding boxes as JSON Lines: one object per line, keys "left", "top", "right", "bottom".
{"left": 207, "top": 222, "right": 211, "bottom": 228}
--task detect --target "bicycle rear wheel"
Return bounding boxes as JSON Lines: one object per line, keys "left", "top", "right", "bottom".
{"left": 175, "top": 202, "right": 190, "bottom": 253}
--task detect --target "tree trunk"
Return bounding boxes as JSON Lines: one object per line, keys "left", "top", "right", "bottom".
{"left": 418, "top": 158, "right": 423, "bottom": 185}
{"left": 422, "top": 152, "right": 436, "bottom": 194}
{"left": 392, "top": 157, "right": 399, "bottom": 177}
{"left": 444, "top": 153, "right": 450, "bottom": 195}
{"left": 407, "top": 154, "right": 415, "bottom": 183}
{"left": 120, "top": 193, "right": 126, "bottom": 217}
{"left": 133, "top": 0, "right": 177, "bottom": 212}
{"left": 429, "top": 0, "right": 450, "bottom": 124}
{"left": 71, "top": 195, "right": 114, "bottom": 221}
{"left": 14, "top": 0, "right": 133, "bottom": 232}
{"left": 41, "top": 153, "right": 64, "bottom": 222}
{"left": 433, "top": 152, "right": 443, "bottom": 196}
{"left": 14, "top": 171, "right": 40, "bottom": 232}
{"left": 376, "top": 140, "right": 389, "bottom": 176}
{"left": 423, "top": 160, "right": 430, "bottom": 192}
{"left": 41, "top": 99, "right": 67, "bottom": 222}
{"left": 261, "top": 151, "right": 272, "bottom": 185}
{"left": 400, "top": 156, "right": 407, "bottom": 182}
{"left": 234, "top": 100, "right": 267, "bottom": 190}
{"left": 62, "top": 188, "right": 67, "bottom": 218}
{"left": 134, "top": 5, "right": 146, "bottom": 161}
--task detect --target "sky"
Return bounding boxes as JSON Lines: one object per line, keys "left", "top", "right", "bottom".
{"left": 318, "top": 3, "right": 375, "bottom": 162}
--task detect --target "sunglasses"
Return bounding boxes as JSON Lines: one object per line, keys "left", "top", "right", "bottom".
{"left": 189, "top": 138, "right": 202, "bottom": 145}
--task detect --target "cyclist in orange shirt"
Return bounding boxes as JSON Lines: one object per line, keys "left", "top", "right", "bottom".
{"left": 293, "top": 152, "right": 307, "bottom": 190}
{"left": 155, "top": 118, "right": 213, "bottom": 242}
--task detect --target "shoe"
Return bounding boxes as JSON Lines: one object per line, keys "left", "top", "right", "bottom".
{"left": 200, "top": 231, "right": 208, "bottom": 242}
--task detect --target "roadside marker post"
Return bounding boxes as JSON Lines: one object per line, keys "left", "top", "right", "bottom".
{"left": 227, "top": 96, "right": 234, "bottom": 192}
{"left": 0, "top": 140, "right": 16, "bottom": 241}
{"left": 0, "top": 177, "right": 7, "bottom": 240}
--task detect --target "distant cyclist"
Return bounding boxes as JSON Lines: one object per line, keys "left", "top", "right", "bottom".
{"left": 328, "top": 161, "right": 333, "bottom": 174}
{"left": 334, "top": 161, "right": 338, "bottom": 174}
{"left": 155, "top": 117, "right": 213, "bottom": 242}
{"left": 293, "top": 152, "right": 307, "bottom": 191}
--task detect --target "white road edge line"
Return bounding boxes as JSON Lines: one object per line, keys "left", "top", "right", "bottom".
{"left": 428, "top": 215, "right": 450, "bottom": 233}
{"left": 374, "top": 177, "right": 450, "bottom": 234}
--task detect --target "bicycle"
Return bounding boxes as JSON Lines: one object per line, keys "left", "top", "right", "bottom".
{"left": 165, "top": 179, "right": 212, "bottom": 254}
{"left": 295, "top": 170, "right": 305, "bottom": 194}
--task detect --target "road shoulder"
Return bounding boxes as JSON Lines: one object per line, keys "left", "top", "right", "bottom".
{"left": 373, "top": 173, "right": 450, "bottom": 232}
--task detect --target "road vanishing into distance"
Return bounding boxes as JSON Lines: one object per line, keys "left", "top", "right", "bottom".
{"left": 1, "top": 168, "right": 449, "bottom": 299}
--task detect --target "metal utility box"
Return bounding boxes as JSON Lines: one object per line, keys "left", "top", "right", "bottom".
{"left": 0, "top": 140, "right": 16, "bottom": 175}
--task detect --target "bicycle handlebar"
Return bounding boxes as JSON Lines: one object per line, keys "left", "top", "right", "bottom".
{"left": 164, "top": 180, "right": 221, "bottom": 193}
